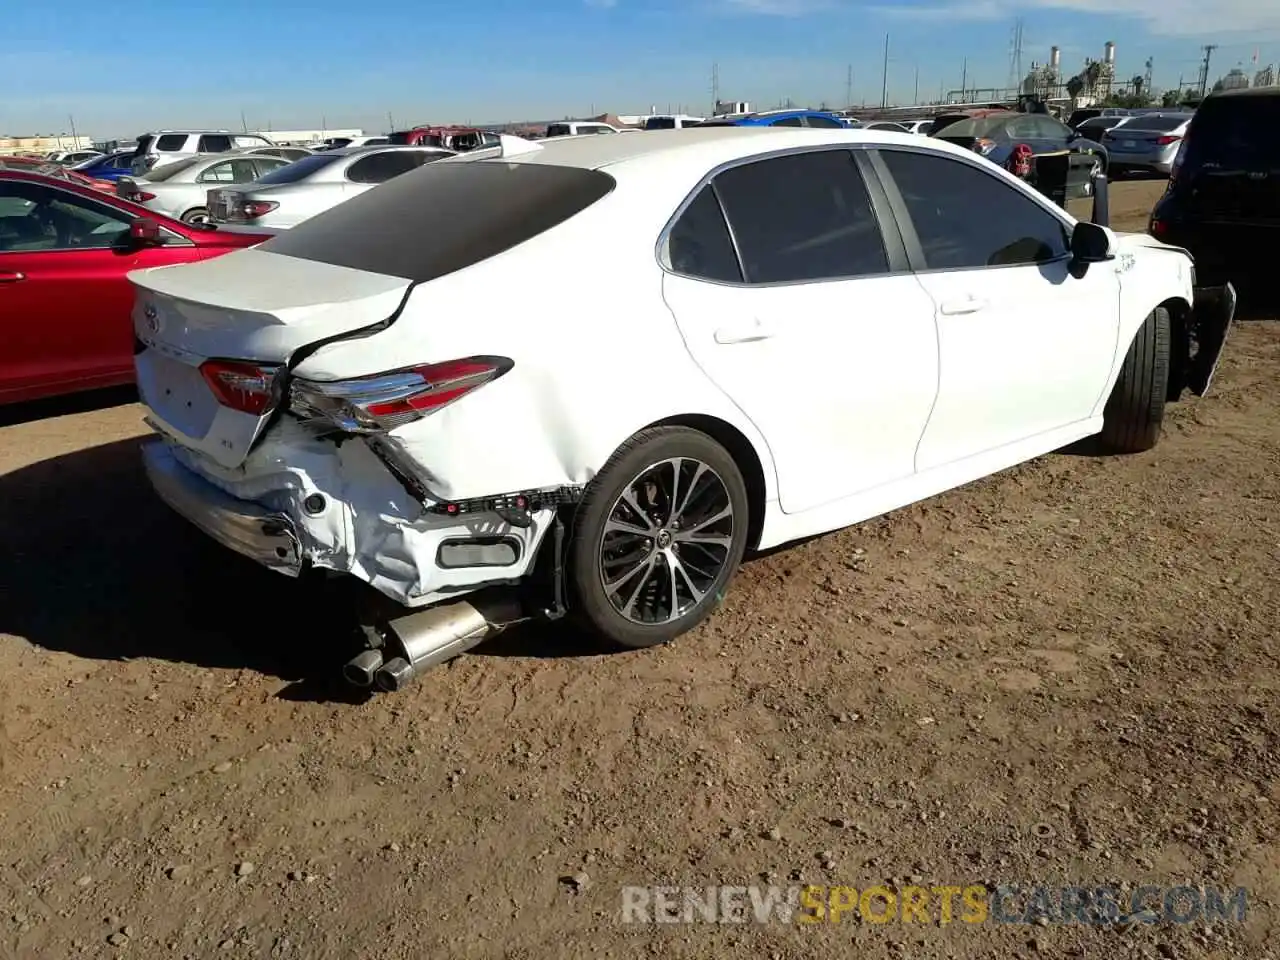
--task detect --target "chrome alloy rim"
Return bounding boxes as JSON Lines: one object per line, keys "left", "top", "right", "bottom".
{"left": 598, "top": 457, "right": 735, "bottom": 625}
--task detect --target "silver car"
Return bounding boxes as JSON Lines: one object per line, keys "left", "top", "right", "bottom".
{"left": 116, "top": 151, "right": 293, "bottom": 223}
{"left": 1100, "top": 113, "right": 1191, "bottom": 176}
{"left": 205, "top": 144, "right": 453, "bottom": 229}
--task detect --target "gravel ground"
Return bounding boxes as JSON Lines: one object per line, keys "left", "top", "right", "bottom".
{"left": 1, "top": 180, "right": 1277, "bottom": 959}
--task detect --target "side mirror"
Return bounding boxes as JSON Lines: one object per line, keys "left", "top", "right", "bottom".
{"left": 1071, "top": 221, "right": 1115, "bottom": 264}
{"left": 129, "top": 218, "right": 162, "bottom": 246}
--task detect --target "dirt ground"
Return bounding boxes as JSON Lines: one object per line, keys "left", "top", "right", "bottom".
{"left": 2, "top": 180, "right": 1277, "bottom": 959}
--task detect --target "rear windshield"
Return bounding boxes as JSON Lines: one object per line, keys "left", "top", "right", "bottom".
{"left": 1185, "top": 96, "right": 1280, "bottom": 168}
{"left": 933, "top": 115, "right": 1007, "bottom": 138}
{"left": 388, "top": 131, "right": 414, "bottom": 145}
{"left": 645, "top": 117, "right": 676, "bottom": 130}
{"left": 259, "top": 161, "right": 616, "bottom": 281}
{"left": 253, "top": 153, "right": 341, "bottom": 184}
{"left": 144, "top": 157, "right": 201, "bottom": 181}
{"left": 1121, "top": 114, "right": 1188, "bottom": 132}
{"left": 133, "top": 135, "right": 154, "bottom": 156}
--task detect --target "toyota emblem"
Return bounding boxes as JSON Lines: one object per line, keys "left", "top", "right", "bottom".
{"left": 143, "top": 303, "right": 161, "bottom": 334}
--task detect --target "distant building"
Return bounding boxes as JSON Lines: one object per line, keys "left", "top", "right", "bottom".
{"left": 0, "top": 134, "right": 95, "bottom": 156}
{"left": 1216, "top": 68, "right": 1250, "bottom": 92}
{"left": 1253, "top": 65, "right": 1275, "bottom": 88}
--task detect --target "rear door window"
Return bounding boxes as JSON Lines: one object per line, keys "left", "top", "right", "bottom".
{"left": 251, "top": 156, "right": 290, "bottom": 178}
{"left": 773, "top": 117, "right": 805, "bottom": 127}
{"left": 547, "top": 124, "right": 572, "bottom": 137}
{"left": 712, "top": 148, "right": 888, "bottom": 283}
{"left": 665, "top": 185, "right": 742, "bottom": 283}
{"left": 197, "top": 158, "right": 260, "bottom": 183}
{"left": 198, "top": 134, "right": 234, "bottom": 153}
{"left": 155, "top": 134, "right": 188, "bottom": 152}
{"left": 806, "top": 115, "right": 844, "bottom": 128}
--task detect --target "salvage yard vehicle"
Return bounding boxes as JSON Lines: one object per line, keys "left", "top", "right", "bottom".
{"left": 1149, "top": 87, "right": 1280, "bottom": 291}
{"left": 204, "top": 144, "right": 454, "bottom": 229}
{"left": 129, "top": 127, "right": 1235, "bottom": 692}
{"left": 1101, "top": 113, "right": 1190, "bottom": 177}
{"left": 129, "top": 130, "right": 276, "bottom": 175}
{"left": 116, "top": 151, "right": 292, "bottom": 223}
{"left": 0, "top": 169, "right": 269, "bottom": 404}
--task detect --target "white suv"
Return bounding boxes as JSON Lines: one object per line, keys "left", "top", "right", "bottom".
{"left": 131, "top": 130, "right": 275, "bottom": 175}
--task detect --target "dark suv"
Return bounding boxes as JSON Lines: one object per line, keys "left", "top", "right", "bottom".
{"left": 1149, "top": 88, "right": 1280, "bottom": 288}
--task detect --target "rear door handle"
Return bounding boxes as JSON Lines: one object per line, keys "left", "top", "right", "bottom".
{"left": 714, "top": 319, "right": 777, "bottom": 344}
{"left": 938, "top": 296, "right": 988, "bottom": 316}
{"left": 0, "top": 271, "right": 25, "bottom": 283}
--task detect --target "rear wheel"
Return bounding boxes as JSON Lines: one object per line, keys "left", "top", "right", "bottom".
{"left": 567, "top": 427, "right": 749, "bottom": 649}
{"left": 1098, "top": 306, "right": 1171, "bottom": 453}
{"left": 181, "top": 207, "right": 209, "bottom": 224}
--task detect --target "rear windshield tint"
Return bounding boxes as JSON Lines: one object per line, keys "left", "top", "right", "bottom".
{"left": 645, "top": 117, "right": 676, "bottom": 130}
{"left": 259, "top": 161, "right": 616, "bottom": 281}
{"left": 253, "top": 153, "right": 341, "bottom": 184}
{"left": 1186, "top": 96, "right": 1280, "bottom": 168}
{"left": 388, "top": 131, "right": 414, "bottom": 144}
{"left": 144, "top": 156, "right": 201, "bottom": 180}
{"left": 547, "top": 124, "right": 572, "bottom": 137}
{"left": 1121, "top": 114, "right": 1188, "bottom": 132}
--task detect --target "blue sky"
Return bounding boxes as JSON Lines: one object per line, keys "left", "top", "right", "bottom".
{"left": 5, "top": 0, "right": 1280, "bottom": 137}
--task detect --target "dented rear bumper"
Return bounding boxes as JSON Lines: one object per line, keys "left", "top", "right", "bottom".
{"left": 1187, "top": 283, "right": 1237, "bottom": 398}
{"left": 141, "top": 421, "right": 556, "bottom": 608}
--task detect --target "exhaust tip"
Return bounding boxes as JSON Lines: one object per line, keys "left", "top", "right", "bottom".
{"left": 343, "top": 649, "right": 384, "bottom": 687}
{"left": 374, "top": 657, "right": 415, "bottom": 693}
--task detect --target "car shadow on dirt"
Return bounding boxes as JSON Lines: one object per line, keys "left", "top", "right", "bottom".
{"left": 0, "top": 436, "right": 375, "bottom": 704}
{"left": 0, "top": 435, "right": 622, "bottom": 703}
{"left": 0, "top": 385, "right": 139, "bottom": 428}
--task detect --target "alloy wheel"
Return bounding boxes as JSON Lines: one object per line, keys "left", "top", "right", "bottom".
{"left": 598, "top": 457, "right": 735, "bottom": 625}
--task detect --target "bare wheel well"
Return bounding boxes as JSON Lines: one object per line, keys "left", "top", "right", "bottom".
{"left": 1160, "top": 296, "right": 1192, "bottom": 401}
{"left": 643, "top": 413, "right": 768, "bottom": 552}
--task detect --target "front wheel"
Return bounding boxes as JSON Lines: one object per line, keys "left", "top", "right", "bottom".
{"left": 567, "top": 427, "right": 749, "bottom": 649}
{"left": 1098, "top": 306, "right": 1171, "bottom": 453}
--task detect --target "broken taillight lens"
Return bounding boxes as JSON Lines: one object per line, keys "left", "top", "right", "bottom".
{"left": 289, "top": 356, "right": 512, "bottom": 433}
{"left": 200, "top": 359, "right": 281, "bottom": 415}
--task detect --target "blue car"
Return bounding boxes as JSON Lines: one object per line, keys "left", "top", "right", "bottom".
{"left": 695, "top": 109, "right": 849, "bottom": 129}
{"left": 70, "top": 150, "right": 136, "bottom": 182}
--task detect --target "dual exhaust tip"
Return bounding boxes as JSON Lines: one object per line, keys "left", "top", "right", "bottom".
{"left": 343, "top": 595, "right": 521, "bottom": 692}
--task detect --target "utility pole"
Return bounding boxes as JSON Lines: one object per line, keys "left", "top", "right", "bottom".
{"left": 711, "top": 62, "right": 720, "bottom": 114}
{"left": 1199, "top": 44, "right": 1218, "bottom": 96}
{"left": 914, "top": 65, "right": 920, "bottom": 104}
{"left": 881, "top": 33, "right": 890, "bottom": 108}
{"left": 67, "top": 114, "right": 79, "bottom": 147}
{"left": 846, "top": 64, "right": 853, "bottom": 109}
{"left": 960, "top": 57, "right": 968, "bottom": 102}
{"left": 387, "top": 111, "right": 395, "bottom": 133}
{"left": 240, "top": 109, "right": 248, "bottom": 133}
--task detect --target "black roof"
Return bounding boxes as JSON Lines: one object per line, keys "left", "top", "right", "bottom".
{"left": 1208, "top": 86, "right": 1280, "bottom": 99}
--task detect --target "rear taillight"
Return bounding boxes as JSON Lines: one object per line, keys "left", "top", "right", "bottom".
{"left": 200, "top": 359, "right": 281, "bottom": 415}
{"left": 974, "top": 137, "right": 998, "bottom": 156}
{"left": 1156, "top": 135, "right": 1181, "bottom": 146}
{"left": 134, "top": 191, "right": 156, "bottom": 202}
{"left": 289, "top": 356, "right": 511, "bottom": 433}
{"left": 1149, "top": 218, "right": 1168, "bottom": 240}
{"left": 242, "top": 200, "right": 278, "bottom": 219}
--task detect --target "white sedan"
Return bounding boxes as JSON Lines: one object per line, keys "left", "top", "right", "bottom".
{"left": 128, "top": 127, "right": 1234, "bottom": 692}
{"left": 204, "top": 144, "right": 454, "bottom": 229}
{"left": 116, "top": 151, "right": 293, "bottom": 223}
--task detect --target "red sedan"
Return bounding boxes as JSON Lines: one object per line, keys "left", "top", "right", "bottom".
{"left": 0, "top": 169, "right": 271, "bottom": 404}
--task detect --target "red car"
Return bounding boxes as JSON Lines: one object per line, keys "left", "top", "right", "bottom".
{"left": 0, "top": 169, "right": 271, "bottom": 404}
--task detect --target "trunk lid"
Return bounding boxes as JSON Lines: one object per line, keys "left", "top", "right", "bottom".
{"left": 131, "top": 247, "right": 411, "bottom": 468}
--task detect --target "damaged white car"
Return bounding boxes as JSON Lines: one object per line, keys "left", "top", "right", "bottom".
{"left": 130, "top": 127, "right": 1234, "bottom": 693}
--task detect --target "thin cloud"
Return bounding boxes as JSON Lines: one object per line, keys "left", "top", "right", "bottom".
{"left": 720, "top": 0, "right": 838, "bottom": 15}
{"left": 870, "top": 0, "right": 1280, "bottom": 36}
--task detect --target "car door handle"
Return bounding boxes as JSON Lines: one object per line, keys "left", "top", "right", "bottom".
{"left": 0, "top": 271, "right": 26, "bottom": 283}
{"left": 938, "top": 296, "right": 988, "bottom": 316}
{"left": 714, "top": 319, "right": 777, "bottom": 344}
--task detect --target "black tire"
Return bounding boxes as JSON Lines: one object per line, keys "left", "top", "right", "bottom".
{"left": 181, "top": 207, "right": 209, "bottom": 224}
{"left": 1098, "top": 306, "right": 1171, "bottom": 453}
{"left": 567, "top": 426, "right": 749, "bottom": 649}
